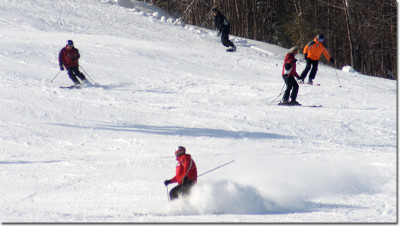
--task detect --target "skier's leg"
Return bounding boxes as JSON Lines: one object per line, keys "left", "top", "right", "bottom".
{"left": 282, "top": 75, "right": 291, "bottom": 102}
{"left": 289, "top": 77, "right": 299, "bottom": 101}
{"left": 221, "top": 33, "right": 231, "bottom": 47}
{"left": 308, "top": 60, "right": 319, "bottom": 81}
{"left": 71, "top": 67, "right": 87, "bottom": 82}
{"left": 67, "top": 68, "right": 80, "bottom": 84}
{"left": 169, "top": 184, "right": 184, "bottom": 201}
{"left": 181, "top": 180, "right": 195, "bottom": 197}
{"left": 300, "top": 59, "right": 312, "bottom": 80}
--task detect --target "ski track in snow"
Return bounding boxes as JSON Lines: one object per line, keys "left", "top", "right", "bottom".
{"left": 0, "top": 0, "right": 396, "bottom": 223}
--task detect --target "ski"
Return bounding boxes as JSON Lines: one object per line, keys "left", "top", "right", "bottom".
{"left": 297, "top": 80, "right": 320, "bottom": 86}
{"left": 277, "top": 103, "right": 322, "bottom": 108}
{"left": 60, "top": 85, "right": 81, "bottom": 89}
{"left": 60, "top": 81, "right": 100, "bottom": 89}
{"left": 301, "top": 105, "right": 322, "bottom": 108}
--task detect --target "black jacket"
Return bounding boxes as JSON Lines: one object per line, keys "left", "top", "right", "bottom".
{"left": 213, "top": 11, "right": 230, "bottom": 33}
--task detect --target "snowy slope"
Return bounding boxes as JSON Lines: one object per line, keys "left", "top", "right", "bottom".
{"left": 0, "top": 0, "right": 396, "bottom": 223}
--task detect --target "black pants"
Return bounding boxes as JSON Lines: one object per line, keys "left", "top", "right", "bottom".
{"left": 282, "top": 75, "right": 299, "bottom": 102}
{"left": 300, "top": 58, "right": 319, "bottom": 81}
{"left": 169, "top": 180, "right": 195, "bottom": 201}
{"left": 67, "top": 66, "right": 86, "bottom": 84}
{"left": 221, "top": 32, "right": 234, "bottom": 48}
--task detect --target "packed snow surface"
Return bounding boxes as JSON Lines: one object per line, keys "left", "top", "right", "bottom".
{"left": 0, "top": 0, "right": 396, "bottom": 223}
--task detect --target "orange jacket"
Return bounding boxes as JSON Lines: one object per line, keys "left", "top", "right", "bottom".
{"left": 171, "top": 154, "right": 197, "bottom": 185}
{"left": 303, "top": 37, "right": 332, "bottom": 61}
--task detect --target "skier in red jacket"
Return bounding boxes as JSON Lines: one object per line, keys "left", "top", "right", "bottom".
{"left": 58, "top": 40, "right": 87, "bottom": 86}
{"left": 164, "top": 146, "right": 197, "bottom": 201}
{"left": 279, "top": 46, "right": 301, "bottom": 106}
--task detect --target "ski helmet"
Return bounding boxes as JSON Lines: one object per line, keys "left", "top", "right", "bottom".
{"left": 66, "top": 40, "right": 74, "bottom": 46}
{"left": 212, "top": 8, "right": 219, "bottom": 15}
{"left": 316, "top": 34, "right": 324, "bottom": 42}
{"left": 175, "top": 146, "right": 186, "bottom": 157}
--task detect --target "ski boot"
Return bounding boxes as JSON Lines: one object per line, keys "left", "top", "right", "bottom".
{"left": 278, "top": 100, "right": 289, "bottom": 105}
{"left": 289, "top": 100, "right": 301, "bottom": 106}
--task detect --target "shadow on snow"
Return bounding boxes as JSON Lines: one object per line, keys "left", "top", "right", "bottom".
{"left": 49, "top": 123, "right": 292, "bottom": 140}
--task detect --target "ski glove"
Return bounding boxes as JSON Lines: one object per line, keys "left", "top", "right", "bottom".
{"left": 60, "top": 66, "right": 64, "bottom": 71}
{"left": 284, "top": 63, "right": 292, "bottom": 75}
{"left": 330, "top": 57, "right": 335, "bottom": 63}
{"left": 164, "top": 180, "right": 171, "bottom": 186}
{"left": 304, "top": 53, "right": 308, "bottom": 59}
{"left": 284, "top": 63, "right": 292, "bottom": 70}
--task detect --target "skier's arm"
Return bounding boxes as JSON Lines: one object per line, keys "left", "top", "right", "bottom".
{"left": 58, "top": 49, "right": 65, "bottom": 70}
{"left": 72, "top": 49, "right": 80, "bottom": 61}
{"left": 322, "top": 47, "right": 331, "bottom": 61}
{"left": 170, "top": 176, "right": 177, "bottom": 183}
{"left": 58, "top": 49, "right": 64, "bottom": 67}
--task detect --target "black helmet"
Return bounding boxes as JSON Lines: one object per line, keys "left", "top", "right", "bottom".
{"left": 212, "top": 8, "right": 219, "bottom": 15}
{"left": 316, "top": 34, "right": 324, "bottom": 42}
{"left": 66, "top": 40, "right": 74, "bottom": 46}
{"left": 175, "top": 146, "right": 186, "bottom": 157}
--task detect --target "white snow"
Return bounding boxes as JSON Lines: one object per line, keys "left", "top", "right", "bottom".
{"left": 342, "top": 65, "right": 357, "bottom": 73}
{"left": 0, "top": 0, "right": 397, "bottom": 223}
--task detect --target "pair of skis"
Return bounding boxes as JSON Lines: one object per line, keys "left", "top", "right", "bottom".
{"left": 278, "top": 104, "right": 322, "bottom": 108}
{"left": 60, "top": 81, "right": 100, "bottom": 89}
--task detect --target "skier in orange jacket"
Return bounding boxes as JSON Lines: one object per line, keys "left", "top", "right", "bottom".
{"left": 298, "top": 34, "right": 335, "bottom": 85}
{"left": 164, "top": 146, "right": 197, "bottom": 201}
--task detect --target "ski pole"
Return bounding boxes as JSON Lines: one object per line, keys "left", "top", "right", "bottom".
{"left": 198, "top": 160, "right": 235, "bottom": 178}
{"left": 335, "top": 69, "right": 342, "bottom": 88}
{"left": 174, "top": 0, "right": 198, "bottom": 24}
{"left": 79, "top": 65, "right": 97, "bottom": 84}
{"left": 270, "top": 83, "right": 286, "bottom": 104}
{"left": 166, "top": 186, "right": 170, "bottom": 202}
{"left": 51, "top": 71, "right": 61, "bottom": 83}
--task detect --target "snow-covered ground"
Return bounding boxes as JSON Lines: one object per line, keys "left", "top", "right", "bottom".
{"left": 0, "top": 0, "right": 396, "bottom": 223}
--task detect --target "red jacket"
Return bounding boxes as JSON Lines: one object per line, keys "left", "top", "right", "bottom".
{"left": 59, "top": 46, "right": 80, "bottom": 68}
{"left": 282, "top": 52, "right": 299, "bottom": 77}
{"left": 171, "top": 154, "right": 197, "bottom": 185}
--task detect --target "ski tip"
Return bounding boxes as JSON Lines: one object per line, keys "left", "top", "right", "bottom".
{"left": 306, "top": 105, "right": 322, "bottom": 107}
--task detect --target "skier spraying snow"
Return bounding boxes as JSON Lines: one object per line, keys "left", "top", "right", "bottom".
{"left": 58, "top": 40, "right": 87, "bottom": 86}
{"left": 279, "top": 46, "right": 301, "bottom": 106}
{"left": 164, "top": 146, "right": 197, "bottom": 201}
{"left": 298, "top": 34, "right": 335, "bottom": 85}
{"left": 212, "top": 8, "right": 236, "bottom": 52}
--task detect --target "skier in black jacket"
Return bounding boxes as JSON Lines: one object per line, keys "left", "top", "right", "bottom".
{"left": 212, "top": 8, "right": 236, "bottom": 51}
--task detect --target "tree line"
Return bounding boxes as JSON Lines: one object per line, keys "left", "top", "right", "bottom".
{"left": 143, "top": 0, "right": 397, "bottom": 79}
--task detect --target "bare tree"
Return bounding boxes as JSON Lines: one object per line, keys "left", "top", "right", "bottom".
{"left": 143, "top": 0, "right": 397, "bottom": 79}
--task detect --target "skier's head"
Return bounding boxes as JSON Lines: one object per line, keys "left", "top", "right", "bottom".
{"left": 289, "top": 46, "right": 298, "bottom": 55}
{"left": 66, "top": 40, "right": 74, "bottom": 47}
{"left": 316, "top": 34, "right": 324, "bottom": 43}
{"left": 175, "top": 146, "right": 186, "bottom": 158}
{"left": 212, "top": 8, "right": 219, "bottom": 16}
